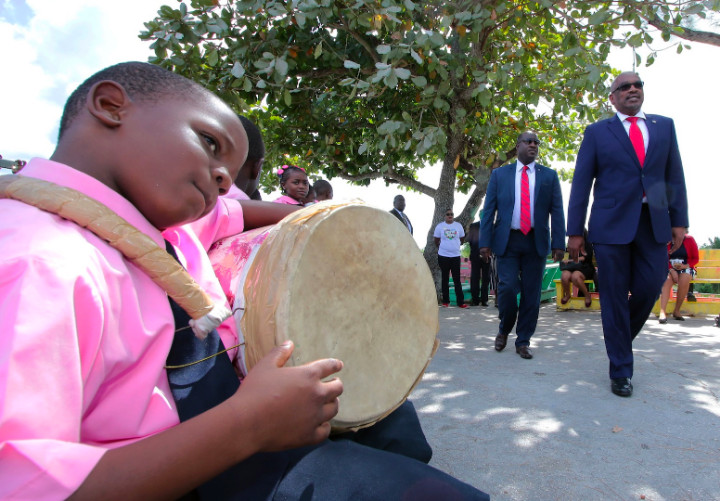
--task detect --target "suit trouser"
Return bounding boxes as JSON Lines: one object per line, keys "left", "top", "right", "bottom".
{"left": 199, "top": 400, "right": 489, "bottom": 500}
{"left": 470, "top": 256, "right": 490, "bottom": 304}
{"left": 438, "top": 255, "right": 465, "bottom": 305}
{"left": 496, "top": 230, "right": 546, "bottom": 346}
{"left": 593, "top": 205, "right": 668, "bottom": 379}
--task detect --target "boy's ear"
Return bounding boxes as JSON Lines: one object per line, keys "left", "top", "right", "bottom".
{"left": 86, "top": 80, "right": 131, "bottom": 128}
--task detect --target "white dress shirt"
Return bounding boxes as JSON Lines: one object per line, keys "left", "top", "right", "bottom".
{"left": 511, "top": 160, "right": 536, "bottom": 230}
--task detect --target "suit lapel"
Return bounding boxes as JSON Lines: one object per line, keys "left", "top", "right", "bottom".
{"left": 534, "top": 164, "right": 543, "bottom": 202}
{"left": 607, "top": 116, "right": 642, "bottom": 169}
{"left": 504, "top": 163, "right": 516, "bottom": 208}
{"left": 644, "top": 114, "right": 658, "bottom": 168}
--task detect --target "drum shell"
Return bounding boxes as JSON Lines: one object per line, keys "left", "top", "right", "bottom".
{"left": 213, "top": 201, "right": 439, "bottom": 432}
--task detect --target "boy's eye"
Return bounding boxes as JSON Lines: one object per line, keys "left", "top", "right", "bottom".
{"left": 202, "top": 134, "right": 218, "bottom": 153}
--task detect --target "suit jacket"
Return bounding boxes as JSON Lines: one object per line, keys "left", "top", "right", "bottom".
{"left": 567, "top": 114, "right": 688, "bottom": 244}
{"left": 390, "top": 208, "right": 413, "bottom": 234}
{"left": 467, "top": 222, "right": 481, "bottom": 261}
{"left": 479, "top": 162, "right": 565, "bottom": 257}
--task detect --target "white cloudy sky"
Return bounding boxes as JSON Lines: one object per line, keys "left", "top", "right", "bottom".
{"left": 1, "top": 0, "right": 718, "bottom": 247}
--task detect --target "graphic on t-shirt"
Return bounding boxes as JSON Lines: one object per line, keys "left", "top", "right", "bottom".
{"left": 444, "top": 228, "right": 458, "bottom": 240}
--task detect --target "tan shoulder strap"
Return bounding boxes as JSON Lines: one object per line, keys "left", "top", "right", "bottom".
{"left": 0, "top": 175, "right": 225, "bottom": 331}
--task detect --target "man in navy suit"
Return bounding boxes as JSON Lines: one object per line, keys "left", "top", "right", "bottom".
{"left": 566, "top": 72, "right": 688, "bottom": 397}
{"left": 479, "top": 131, "right": 565, "bottom": 359}
{"left": 390, "top": 195, "right": 413, "bottom": 234}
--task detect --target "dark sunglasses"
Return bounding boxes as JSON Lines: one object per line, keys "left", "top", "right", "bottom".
{"left": 445, "top": 213, "right": 454, "bottom": 216}
{"left": 613, "top": 81, "right": 643, "bottom": 93}
{"left": 519, "top": 139, "right": 541, "bottom": 146}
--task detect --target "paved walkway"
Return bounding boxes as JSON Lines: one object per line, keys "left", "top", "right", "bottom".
{"left": 411, "top": 304, "right": 720, "bottom": 501}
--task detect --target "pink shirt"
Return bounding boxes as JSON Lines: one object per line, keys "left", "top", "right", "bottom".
{"left": 273, "top": 195, "right": 303, "bottom": 205}
{"left": 225, "top": 183, "right": 251, "bottom": 201}
{"left": 0, "top": 159, "right": 244, "bottom": 499}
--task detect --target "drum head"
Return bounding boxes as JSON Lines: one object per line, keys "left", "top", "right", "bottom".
{"left": 242, "top": 202, "right": 439, "bottom": 431}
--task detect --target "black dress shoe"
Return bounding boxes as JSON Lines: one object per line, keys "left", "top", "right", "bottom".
{"left": 515, "top": 345, "right": 533, "bottom": 359}
{"left": 481, "top": 302, "right": 489, "bottom": 307}
{"left": 494, "top": 332, "right": 508, "bottom": 352}
{"left": 611, "top": 377, "right": 633, "bottom": 397}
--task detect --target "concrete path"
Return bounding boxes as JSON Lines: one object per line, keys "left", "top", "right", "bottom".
{"left": 411, "top": 304, "right": 720, "bottom": 501}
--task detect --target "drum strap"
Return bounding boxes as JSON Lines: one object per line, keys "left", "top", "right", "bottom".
{"left": 164, "top": 241, "right": 240, "bottom": 419}
{"left": 0, "top": 174, "right": 229, "bottom": 339}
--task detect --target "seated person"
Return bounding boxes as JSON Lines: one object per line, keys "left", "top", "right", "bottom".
{"left": 0, "top": 62, "right": 488, "bottom": 501}
{"left": 560, "top": 230, "right": 595, "bottom": 307}
{"left": 658, "top": 231, "right": 699, "bottom": 323}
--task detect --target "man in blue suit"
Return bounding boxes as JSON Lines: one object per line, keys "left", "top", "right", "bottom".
{"left": 479, "top": 131, "right": 565, "bottom": 359}
{"left": 567, "top": 71, "right": 688, "bottom": 397}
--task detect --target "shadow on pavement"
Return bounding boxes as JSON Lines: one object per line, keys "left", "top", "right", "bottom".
{"left": 411, "top": 304, "right": 720, "bottom": 501}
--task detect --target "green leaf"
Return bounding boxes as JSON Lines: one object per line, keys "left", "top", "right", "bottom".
{"left": 410, "top": 48, "right": 423, "bottom": 65}
{"left": 231, "top": 61, "right": 245, "bottom": 78}
{"left": 207, "top": 50, "right": 219, "bottom": 67}
{"left": 683, "top": 3, "right": 705, "bottom": 15}
{"left": 314, "top": 42, "right": 323, "bottom": 59}
{"left": 377, "top": 45, "right": 391, "bottom": 54}
{"left": 344, "top": 60, "right": 361, "bottom": 69}
{"left": 275, "top": 57, "right": 289, "bottom": 76}
{"left": 394, "top": 68, "right": 411, "bottom": 80}
{"left": 411, "top": 75, "right": 427, "bottom": 87}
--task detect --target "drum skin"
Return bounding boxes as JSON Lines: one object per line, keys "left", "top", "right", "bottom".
{"left": 215, "top": 201, "right": 439, "bottom": 432}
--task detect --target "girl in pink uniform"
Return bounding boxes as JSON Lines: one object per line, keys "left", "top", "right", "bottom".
{"left": 273, "top": 164, "right": 309, "bottom": 205}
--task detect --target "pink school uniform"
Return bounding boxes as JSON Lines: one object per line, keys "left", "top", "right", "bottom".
{"left": 273, "top": 194, "right": 303, "bottom": 205}
{"left": 0, "top": 159, "right": 243, "bottom": 499}
{"left": 225, "top": 183, "right": 251, "bottom": 201}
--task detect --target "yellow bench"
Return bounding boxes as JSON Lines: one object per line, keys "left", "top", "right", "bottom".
{"left": 555, "top": 248, "right": 720, "bottom": 315}
{"left": 651, "top": 249, "right": 720, "bottom": 316}
{"left": 554, "top": 279, "right": 600, "bottom": 311}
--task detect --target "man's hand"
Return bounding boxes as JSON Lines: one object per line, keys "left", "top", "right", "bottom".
{"left": 552, "top": 248, "right": 565, "bottom": 262}
{"left": 567, "top": 235, "right": 585, "bottom": 262}
{"left": 479, "top": 247, "right": 491, "bottom": 263}
{"left": 237, "top": 341, "right": 344, "bottom": 452}
{"left": 669, "top": 227, "right": 686, "bottom": 254}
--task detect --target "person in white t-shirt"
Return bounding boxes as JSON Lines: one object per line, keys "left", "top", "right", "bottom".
{"left": 434, "top": 209, "right": 467, "bottom": 308}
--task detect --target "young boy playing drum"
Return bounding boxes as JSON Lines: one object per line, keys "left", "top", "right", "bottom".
{"left": 0, "top": 62, "right": 489, "bottom": 500}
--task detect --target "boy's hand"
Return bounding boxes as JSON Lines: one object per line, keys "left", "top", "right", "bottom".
{"left": 234, "top": 341, "right": 343, "bottom": 452}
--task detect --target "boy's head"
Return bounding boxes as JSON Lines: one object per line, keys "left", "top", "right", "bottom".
{"left": 234, "top": 115, "right": 265, "bottom": 196}
{"left": 52, "top": 62, "right": 248, "bottom": 230}
{"left": 313, "top": 179, "right": 333, "bottom": 201}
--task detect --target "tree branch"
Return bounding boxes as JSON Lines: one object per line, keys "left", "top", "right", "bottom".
{"left": 335, "top": 170, "right": 436, "bottom": 196}
{"left": 646, "top": 16, "right": 720, "bottom": 47}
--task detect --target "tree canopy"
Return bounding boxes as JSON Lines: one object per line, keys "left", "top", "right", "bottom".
{"left": 141, "top": 0, "right": 719, "bottom": 271}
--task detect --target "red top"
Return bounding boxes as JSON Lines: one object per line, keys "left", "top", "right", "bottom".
{"left": 667, "top": 235, "right": 699, "bottom": 269}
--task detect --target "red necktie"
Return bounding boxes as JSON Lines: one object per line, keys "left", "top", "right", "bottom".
{"left": 520, "top": 165, "right": 531, "bottom": 235}
{"left": 627, "top": 117, "right": 645, "bottom": 167}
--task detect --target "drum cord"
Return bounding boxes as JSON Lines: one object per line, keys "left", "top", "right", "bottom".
{"left": 164, "top": 325, "right": 245, "bottom": 370}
